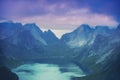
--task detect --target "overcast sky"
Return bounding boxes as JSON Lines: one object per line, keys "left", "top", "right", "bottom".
{"left": 0, "top": 0, "right": 120, "bottom": 38}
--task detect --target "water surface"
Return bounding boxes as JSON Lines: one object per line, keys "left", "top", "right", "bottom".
{"left": 13, "top": 63, "right": 85, "bottom": 80}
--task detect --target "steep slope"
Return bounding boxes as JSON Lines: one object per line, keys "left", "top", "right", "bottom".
{"left": 0, "top": 22, "right": 22, "bottom": 40}
{"left": 42, "top": 29, "right": 59, "bottom": 44}
{"left": 61, "top": 24, "right": 94, "bottom": 48}
{"left": 0, "top": 66, "right": 19, "bottom": 80}
{"left": 0, "top": 22, "right": 62, "bottom": 61}
{"left": 23, "top": 23, "right": 47, "bottom": 45}
{"left": 61, "top": 24, "right": 114, "bottom": 48}
{"left": 61, "top": 24, "right": 120, "bottom": 78}
{"left": 72, "top": 42, "right": 120, "bottom": 80}
{"left": 0, "top": 22, "right": 48, "bottom": 60}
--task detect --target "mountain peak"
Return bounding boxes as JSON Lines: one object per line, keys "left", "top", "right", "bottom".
{"left": 24, "top": 23, "right": 36, "bottom": 26}
{"left": 44, "top": 29, "right": 53, "bottom": 33}
{"left": 42, "top": 29, "right": 59, "bottom": 44}
{"left": 24, "top": 23, "right": 43, "bottom": 33}
{"left": 0, "top": 20, "right": 13, "bottom": 23}
{"left": 78, "top": 24, "right": 91, "bottom": 29}
{"left": 24, "top": 23, "right": 38, "bottom": 28}
{"left": 48, "top": 29, "right": 52, "bottom": 32}
{"left": 80, "top": 24, "right": 90, "bottom": 28}
{"left": 74, "top": 24, "right": 92, "bottom": 32}
{"left": 0, "top": 21, "right": 22, "bottom": 27}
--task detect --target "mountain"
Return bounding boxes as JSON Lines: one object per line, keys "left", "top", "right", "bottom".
{"left": 0, "top": 22, "right": 22, "bottom": 40}
{"left": 72, "top": 42, "right": 120, "bottom": 80}
{"left": 23, "top": 23, "right": 47, "bottom": 46}
{"left": 0, "top": 66, "right": 19, "bottom": 80}
{"left": 61, "top": 24, "right": 120, "bottom": 78}
{"left": 1, "top": 21, "right": 120, "bottom": 80}
{"left": 0, "top": 49, "right": 6, "bottom": 66}
{"left": 61, "top": 24, "right": 114, "bottom": 48}
{"left": 0, "top": 22, "right": 58, "bottom": 60}
{"left": 42, "top": 29, "right": 59, "bottom": 44}
{"left": 61, "top": 24, "right": 94, "bottom": 48}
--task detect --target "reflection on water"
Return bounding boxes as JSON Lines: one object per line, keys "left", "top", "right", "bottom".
{"left": 13, "top": 63, "right": 85, "bottom": 80}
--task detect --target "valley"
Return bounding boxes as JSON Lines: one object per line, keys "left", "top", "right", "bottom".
{"left": 0, "top": 22, "right": 120, "bottom": 80}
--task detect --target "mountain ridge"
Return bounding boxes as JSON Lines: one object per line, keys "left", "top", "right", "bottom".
{"left": 0, "top": 22, "right": 120, "bottom": 80}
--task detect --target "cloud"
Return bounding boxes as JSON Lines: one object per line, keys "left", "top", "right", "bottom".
{"left": 0, "top": 0, "right": 119, "bottom": 37}
{"left": 15, "top": 8, "right": 118, "bottom": 28}
{"left": 0, "top": 0, "right": 119, "bottom": 21}
{"left": 13, "top": 8, "right": 118, "bottom": 38}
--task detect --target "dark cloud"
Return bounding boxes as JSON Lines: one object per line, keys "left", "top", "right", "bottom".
{"left": 0, "top": 0, "right": 119, "bottom": 22}
{"left": 75, "top": 0, "right": 120, "bottom": 22}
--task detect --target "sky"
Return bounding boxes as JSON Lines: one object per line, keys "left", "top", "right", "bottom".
{"left": 0, "top": 0, "right": 120, "bottom": 38}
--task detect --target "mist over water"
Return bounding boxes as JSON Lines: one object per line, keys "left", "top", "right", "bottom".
{"left": 13, "top": 63, "right": 85, "bottom": 80}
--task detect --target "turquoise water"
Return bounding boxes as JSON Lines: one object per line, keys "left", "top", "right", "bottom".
{"left": 13, "top": 63, "right": 85, "bottom": 80}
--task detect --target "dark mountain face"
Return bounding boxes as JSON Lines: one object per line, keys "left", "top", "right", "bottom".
{"left": 0, "top": 50, "right": 6, "bottom": 66}
{"left": 42, "top": 29, "right": 59, "bottom": 44}
{"left": 72, "top": 43, "right": 120, "bottom": 80}
{"left": 0, "top": 22, "right": 22, "bottom": 40}
{"left": 0, "top": 66, "right": 19, "bottom": 80}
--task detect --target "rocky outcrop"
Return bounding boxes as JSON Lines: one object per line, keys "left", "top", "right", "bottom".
{"left": 0, "top": 66, "right": 19, "bottom": 80}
